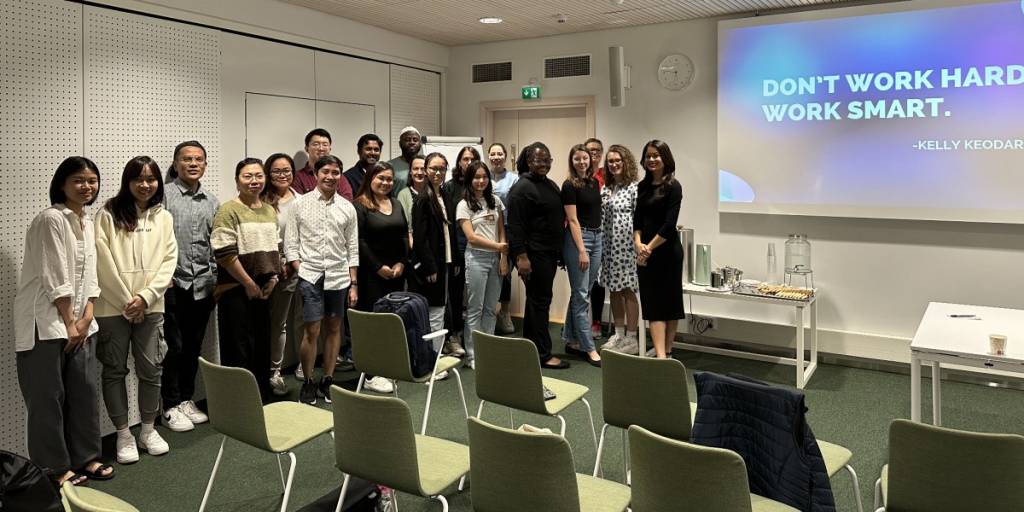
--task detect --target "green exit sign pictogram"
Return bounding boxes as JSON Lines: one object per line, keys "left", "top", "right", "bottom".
{"left": 521, "top": 86, "right": 541, "bottom": 100}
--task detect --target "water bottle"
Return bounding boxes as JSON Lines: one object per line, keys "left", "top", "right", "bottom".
{"left": 766, "top": 243, "right": 778, "bottom": 283}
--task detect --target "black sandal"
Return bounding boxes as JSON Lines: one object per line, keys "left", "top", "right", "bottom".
{"left": 77, "top": 462, "right": 115, "bottom": 481}
{"left": 53, "top": 472, "right": 88, "bottom": 488}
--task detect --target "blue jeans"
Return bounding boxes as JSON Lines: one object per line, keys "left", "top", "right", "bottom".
{"left": 562, "top": 229, "right": 603, "bottom": 352}
{"left": 464, "top": 249, "right": 503, "bottom": 362}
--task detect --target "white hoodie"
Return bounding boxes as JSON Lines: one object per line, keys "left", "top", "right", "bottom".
{"left": 95, "top": 204, "right": 177, "bottom": 317}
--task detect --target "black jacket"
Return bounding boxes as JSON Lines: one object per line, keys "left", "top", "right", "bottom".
{"left": 409, "top": 193, "right": 448, "bottom": 306}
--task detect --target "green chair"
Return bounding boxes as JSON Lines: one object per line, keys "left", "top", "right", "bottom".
{"left": 467, "top": 416, "right": 631, "bottom": 511}
{"left": 197, "top": 357, "right": 334, "bottom": 512}
{"left": 348, "top": 309, "right": 469, "bottom": 435}
{"left": 331, "top": 385, "right": 469, "bottom": 511}
{"left": 873, "top": 419, "right": 1024, "bottom": 512}
{"left": 595, "top": 350, "right": 696, "bottom": 479}
{"left": 473, "top": 331, "right": 598, "bottom": 448}
{"left": 628, "top": 425, "right": 798, "bottom": 512}
{"left": 62, "top": 481, "right": 138, "bottom": 512}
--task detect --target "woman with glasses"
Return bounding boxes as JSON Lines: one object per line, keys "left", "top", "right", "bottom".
{"left": 597, "top": 145, "right": 641, "bottom": 355}
{"left": 634, "top": 140, "right": 684, "bottom": 359}
{"left": 211, "top": 158, "right": 281, "bottom": 402}
{"left": 560, "top": 144, "right": 603, "bottom": 367}
{"left": 397, "top": 156, "right": 427, "bottom": 229}
{"left": 507, "top": 142, "right": 569, "bottom": 369}
{"left": 439, "top": 146, "right": 480, "bottom": 357}
{"left": 409, "top": 153, "right": 451, "bottom": 334}
{"left": 261, "top": 153, "right": 299, "bottom": 393}
{"left": 488, "top": 142, "right": 518, "bottom": 334}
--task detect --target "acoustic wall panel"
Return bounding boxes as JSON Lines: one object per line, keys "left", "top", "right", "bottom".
{"left": 389, "top": 65, "right": 440, "bottom": 159}
{"left": 0, "top": 0, "right": 83, "bottom": 453}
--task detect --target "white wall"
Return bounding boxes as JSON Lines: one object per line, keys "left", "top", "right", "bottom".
{"left": 445, "top": 0, "right": 1024, "bottom": 362}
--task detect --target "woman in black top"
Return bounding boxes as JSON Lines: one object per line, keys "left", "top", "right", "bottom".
{"left": 507, "top": 142, "right": 569, "bottom": 369}
{"left": 353, "top": 163, "right": 408, "bottom": 311}
{"left": 438, "top": 146, "right": 480, "bottom": 357}
{"left": 409, "top": 152, "right": 451, "bottom": 332}
{"left": 633, "top": 140, "right": 684, "bottom": 359}
{"left": 561, "top": 144, "right": 604, "bottom": 367}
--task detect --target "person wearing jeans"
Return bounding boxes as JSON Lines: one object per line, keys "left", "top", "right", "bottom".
{"left": 456, "top": 161, "right": 508, "bottom": 368}
{"left": 95, "top": 156, "right": 178, "bottom": 464}
{"left": 161, "top": 140, "right": 217, "bottom": 432}
{"left": 560, "top": 144, "right": 604, "bottom": 367}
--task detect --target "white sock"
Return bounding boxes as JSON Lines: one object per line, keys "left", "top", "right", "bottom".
{"left": 116, "top": 427, "right": 132, "bottom": 439}
{"left": 626, "top": 330, "right": 638, "bottom": 340}
{"left": 615, "top": 325, "right": 626, "bottom": 337}
{"left": 140, "top": 422, "right": 155, "bottom": 436}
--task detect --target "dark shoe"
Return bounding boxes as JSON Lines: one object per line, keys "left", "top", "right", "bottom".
{"left": 77, "top": 462, "right": 115, "bottom": 481}
{"left": 317, "top": 376, "right": 334, "bottom": 404}
{"left": 586, "top": 356, "right": 603, "bottom": 368}
{"left": 299, "top": 379, "right": 317, "bottom": 405}
{"left": 564, "top": 344, "right": 587, "bottom": 358}
{"left": 541, "top": 359, "right": 571, "bottom": 370}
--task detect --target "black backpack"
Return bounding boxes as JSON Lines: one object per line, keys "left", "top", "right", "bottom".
{"left": 372, "top": 292, "right": 437, "bottom": 378}
{"left": 0, "top": 450, "right": 63, "bottom": 512}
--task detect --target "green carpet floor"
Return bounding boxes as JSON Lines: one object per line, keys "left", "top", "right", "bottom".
{"left": 88, "top": 324, "right": 1024, "bottom": 511}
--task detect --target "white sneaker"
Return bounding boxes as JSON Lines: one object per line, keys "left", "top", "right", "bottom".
{"left": 138, "top": 428, "right": 169, "bottom": 456}
{"left": 163, "top": 405, "right": 194, "bottom": 432}
{"left": 364, "top": 376, "right": 395, "bottom": 394}
{"left": 601, "top": 334, "right": 623, "bottom": 351}
{"left": 115, "top": 433, "right": 139, "bottom": 464}
{"left": 270, "top": 370, "right": 288, "bottom": 396}
{"left": 179, "top": 400, "right": 208, "bottom": 424}
{"left": 294, "top": 365, "right": 305, "bottom": 380}
{"left": 619, "top": 334, "right": 640, "bottom": 356}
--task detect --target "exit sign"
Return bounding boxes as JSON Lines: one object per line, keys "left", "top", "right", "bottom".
{"left": 521, "top": 85, "right": 541, "bottom": 100}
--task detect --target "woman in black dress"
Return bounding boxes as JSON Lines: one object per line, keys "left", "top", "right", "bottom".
{"left": 353, "top": 163, "right": 409, "bottom": 311}
{"left": 633, "top": 140, "right": 684, "bottom": 359}
{"left": 409, "top": 152, "right": 451, "bottom": 333}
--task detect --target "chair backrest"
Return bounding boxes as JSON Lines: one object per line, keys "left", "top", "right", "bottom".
{"left": 467, "top": 417, "right": 581, "bottom": 511}
{"left": 628, "top": 425, "right": 754, "bottom": 512}
{"left": 197, "top": 358, "right": 271, "bottom": 451}
{"left": 601, "top": 350, "right": 692, "bottom": 439}
{"left": 62, "top": 481, "right": 139, "bottom": 512}
{"left": 347, "top": 309, "right": 416, "bottom": 381}
{"left": 331, "top": 385, "right": 423, "bottom": 496}
{"left": 473, "top": 332, "right": 548, "bottom": 415}
{"left": 886, "top": 419, "right": 1024, "bottom": 512}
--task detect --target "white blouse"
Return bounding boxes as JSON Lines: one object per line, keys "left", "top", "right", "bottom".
{"left": 13, "top": 204, "right": 101, "bottom": 351}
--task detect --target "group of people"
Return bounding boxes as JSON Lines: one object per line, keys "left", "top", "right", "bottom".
{"left": 13, "top": 125, "right": 685, "bottom": 489}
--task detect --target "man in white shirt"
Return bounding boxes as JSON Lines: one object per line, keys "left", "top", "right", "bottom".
{"left": 285, "top": 155, "right": 359, "bottom": 405}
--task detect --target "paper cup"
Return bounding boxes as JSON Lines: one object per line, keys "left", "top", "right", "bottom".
{"left": 989, "top": 334, "right": 1008, "bottom": 356}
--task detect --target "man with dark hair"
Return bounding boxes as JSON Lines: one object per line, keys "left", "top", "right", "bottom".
{"left": 386, "top": 126, "right": 422, "bottom": 195}
{"left": 294, "top": 128, "right": 353, "bottom": 200}
{"left": 344, "top": 133, "right": 383, "bottom": 193}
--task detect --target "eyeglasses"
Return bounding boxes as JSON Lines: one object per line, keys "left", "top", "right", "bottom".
{"left": 70, "top": 178, "right": 99, "bottom": 186}
{"left": 270, "top": 169, "right": 293, "bottom": 175}
{"left": 308, "top": 142, "right": 330, "bottom": 149}
{"left": 427, "top": 166, "right": 447, "bottom": 173}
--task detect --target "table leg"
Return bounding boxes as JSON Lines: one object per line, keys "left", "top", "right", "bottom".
{"left": 810, "top": 300, "right": 818, "bottom": 372}
{"left": 796, "top": 305, "right": 805, "bottom": 389}
{"left": 910, "top": 354, "right": 921, "bottom": 422}
{"left": 932, "top": 361, "right": 942, "bottom": 426}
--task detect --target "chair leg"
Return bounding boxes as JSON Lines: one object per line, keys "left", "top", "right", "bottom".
{"left": 276, "top": 453, "right": 285, "bottom": 490}
{"left": 451, "top": 369, "right": 469, "bottom": 419}
{"left": 508, "top": 408, "right": 514, "bottom": 429}
{"left": 579, "top": 398, "right": 599, "bottom": 455}
{"left": 434, "top": 494, "right": 449, "bottom": 512}
{"left": 334, "top": 474, "right": 351, "bottom": 512}
{"left": 844, "top": 464, "right": 864, "bottom": 512}
{"left": 622, "top": 429, "right": 630, "bottom": 486}
{"left": 356, "top": 373, "right": 366, "bottom": 393}
{"left": 279, "top": 452, "right": 297, "bottom": 512}
{"left": 476, "top": 400, "right": 486, "bottom": 419}
{"left": 593, "top": 423, "right": 610, "bottom": 477}
{"left": 873, "top": 477, "right": 882, "bottom": 510}
{"left": 421, "top": 370, "right": 438, "bottom": 435}
{"left": 199, "top": 436, "right": 226, "bottom": 512}
{"left": 557, "top": 414, "right": 567, "bottom": 437}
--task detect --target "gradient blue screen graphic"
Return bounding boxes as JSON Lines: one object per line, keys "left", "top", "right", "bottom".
{"left": 718, "top": 1, "right": 1024, "bottom": 223}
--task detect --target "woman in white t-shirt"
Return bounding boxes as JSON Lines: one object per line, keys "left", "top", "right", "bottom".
{"left": 456, "top": 161, "right": 508, "bottom": 367}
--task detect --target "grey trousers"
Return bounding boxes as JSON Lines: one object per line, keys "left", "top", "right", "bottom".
{"left": 97, "top": 314, "right": 166, "bottom": 426}
{"left": 269, "top": 274, "right": 299, "bottom": 372}
{"left": 16, "top": 335, "right": 101, "bottom": 476}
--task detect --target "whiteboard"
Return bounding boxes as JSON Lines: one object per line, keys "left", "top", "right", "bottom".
{"left": 423, "top": 135, "right": 483, "bottom": 182}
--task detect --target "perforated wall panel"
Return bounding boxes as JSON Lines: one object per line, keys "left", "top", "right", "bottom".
{"left": 83, "top": 6, "right": 222, "bottom": 435}
{"left": 0, "top": 0, "right": 83, "bottom": 453}
{"left": 389, "top": 65, "right": 440, "bottom": 158}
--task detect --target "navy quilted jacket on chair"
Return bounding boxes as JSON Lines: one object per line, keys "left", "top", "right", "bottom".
{"left": 690, "top": 372, "right": 835, "bottom": 512}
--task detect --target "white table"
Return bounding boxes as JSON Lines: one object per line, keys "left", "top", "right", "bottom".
{"left": 680, "top": 283, "right": 819, "bottom": 389}
{"left": 910, "top": 302, "right": 1024, "bottom": 425}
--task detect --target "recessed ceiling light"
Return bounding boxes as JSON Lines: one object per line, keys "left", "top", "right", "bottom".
{"left": 479, "top": 16, "right": 503, "bottom": 24}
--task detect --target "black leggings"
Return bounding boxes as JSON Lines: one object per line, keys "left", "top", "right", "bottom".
{"left": 590, "top": 281, "right": 605, "bottom": 324}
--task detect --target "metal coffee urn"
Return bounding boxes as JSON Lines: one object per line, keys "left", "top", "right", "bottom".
{"left": 679, "top": 227, "right": 694, "bottom": 284}
{"left": 694, "top": 244, "right": 712, "bottom": 286}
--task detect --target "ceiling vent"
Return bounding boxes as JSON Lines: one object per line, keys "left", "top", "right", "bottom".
{"left": 544, "top": 54, "right": 591, "bottom": 79}
{"left": 472, "top": 61, "right": 513, "bottom": 83}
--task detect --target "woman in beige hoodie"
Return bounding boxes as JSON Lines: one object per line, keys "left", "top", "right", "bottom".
{"left": 95, "top": 156, "right": 177, "bottom": 465}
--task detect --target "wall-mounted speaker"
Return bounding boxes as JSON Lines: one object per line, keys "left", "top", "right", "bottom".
{"left": 609, "top": 45, "right": 626, "bottom": 107}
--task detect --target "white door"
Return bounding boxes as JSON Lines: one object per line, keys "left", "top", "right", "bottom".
{"left": 489, "top": 106, "right": 589, "bottom": 322}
